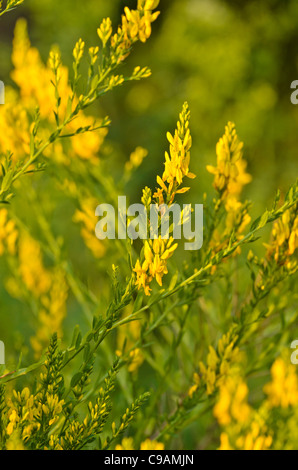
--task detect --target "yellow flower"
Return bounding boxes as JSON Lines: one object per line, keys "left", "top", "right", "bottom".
{"left": 214, "top": 375, "right": 251, "bottom": 426}
{"left": 141, "top": 0, "right": 160, "bottom": 10}
{"left": 264, "top": 358, "right": 298, "bottom": 409}
{"left": 218, "top": 432, "right": 234, "bottom": 450}
{"left": 207, "top": 346, "right": 219, "bottom": 369}
{"left": 18, "top": 233, "right": 52, "bottom": 297}
{"left": 42, "top": 394, "right": 65, "bottom": 424}
{"left": 49, "top": 435, "right": 63, "bottom": 450}
{"left": 4, "top": 19, "right": 107, "bottom": 169}
{"left": 0, "top": 91, "right": 30, "bottom": 161}
{"left": 206, "top": 123, "right": 252, "bottom": 262}
{"left": 207, "top": 122, "right": 250, "bottom": 199}
{"left": 228, "top": 158, "right": 252, "bottom": 197}
{"left": 123, "top": 5, "right": 160, "bottom": 44}
{"left": 115, "top": 437, "right": 135, "bottom": 450}
{"left": 113, "top": 435, "right": 165, "bottom": 451}
{"left": 128, "top": 348, "right": 144, "bottom": 373}
{"left": 224, "top": 196, "right": 251, "bottom": 234}
{"left": 198, "top": 332, "right": 242, "bottom": 396}
{"left": 154, "top": 102, "right": 195, "bottom": 204}
{"left": 125, "top": 146, "right": 148, "bottom": 172}
{"left": 68, "top": 114, "right": 108, "bottom": 162}
{"left": 134, "top": 237, "right": 178, "bottom": 295}
{"left": 6, "top": 409, "right": 19, "bottom": 436}
{"left": 5, "top": 432, "right": 25, "bottom": 450}
{"left": 236, "top": 432, "right": 273, "bottom": 451}
{"left": 97, "top": 18, "right": 113, "bottom": 47}
{"left": 109, "top": 0, "right": 159, "bottom": 65}
{"left": 133, "top": 258, "right": 153, "bottom": 296}
{"left": 265, "top": 206, "right": 298, "bottom": 264}
{"left": 140, "top": 439, "right": 164, "bottom": 450}
{"left": 0, "top": 208, "right": 18, "bottom": 256}
{"left": 188, "top": 372, "right": 200, "bottom": 398}
{"left": 73, "top": 198, "right": 106, "bottom": 258}
{"left": 3, "top": 225, "right": 68, "bottom": 358}
{"left": 73, "top": 38, "right": 85, "bottom": 62}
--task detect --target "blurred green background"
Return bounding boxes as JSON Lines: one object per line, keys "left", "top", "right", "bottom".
{"left": 1, "top": 0, "right": 298, "bottom": 346}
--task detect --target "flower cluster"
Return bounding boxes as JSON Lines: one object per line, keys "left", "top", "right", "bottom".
{"left": 0, "top": 0, "right": 24, "bottom": 18}
{"left": 116, "top": 305, "right": 144, "bottom": 373}
{"left": 1, "top": 0, "right": 298, "bottom": 453}
{"left": 0, "top": 337, "right": 149, "bottom": 450}
{"left": 134, "top": 237, "right": 178, "bottom": 295}
{"left": 206, "top": 122, "right": 250, "bottom": 198}
{"left": 98, "top": 0, "right": 160, "bottom": 65}
{"left": 133, "top": 103, "right": 195, "bottom": 296}
{"left": 215, "top": 374, "right": 273, "bottom": 451}
{"left": 5, "top": 232, "right": 68, "bottom": 358}
{"left": 116, "top": 437, "right": 164, "bottom": 450}
{"left": 2, "top": 336, "right": 65, "bottom": 448}
{"left": 154, "top": 102, "right": 195, "bottom": 205}
{"left": 123, "top": 1, "right": 160, "bottom": 44}
{"left": 214, "top": 355, "right": 298, "bottom": 450}
{"left": 0, "top": 209, "right": 18, "bottom": 256}
{"left": 207, "top": 123, "right": 252, "bottom": 260}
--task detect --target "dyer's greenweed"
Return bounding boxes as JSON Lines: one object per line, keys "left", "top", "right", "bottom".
{"left": 0, "top": 0, "right": 297, "bottom": 451}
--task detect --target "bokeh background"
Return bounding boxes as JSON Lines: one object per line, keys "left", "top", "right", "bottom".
{"left": 0, "top": 0, "right": 298, "bottom": 449}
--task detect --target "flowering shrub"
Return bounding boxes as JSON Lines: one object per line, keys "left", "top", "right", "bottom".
{"left": 0, "top": 0, "right": 297, "bottom": 450}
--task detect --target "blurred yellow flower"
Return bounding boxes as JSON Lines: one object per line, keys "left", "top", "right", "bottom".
{"left": 134, "top": 236, "right": 178, "bottom": 295}
{"left": 73, "top": 198, "right": 106, "bottom": 258}
{"left": 207, "top": 122, "right": 249, "bottom": 197}
{"left": 265, "top": 206, "right": 298, "bottom": 265}
{"left": 115, "top": 437, "right": 135, "bottom": 450}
